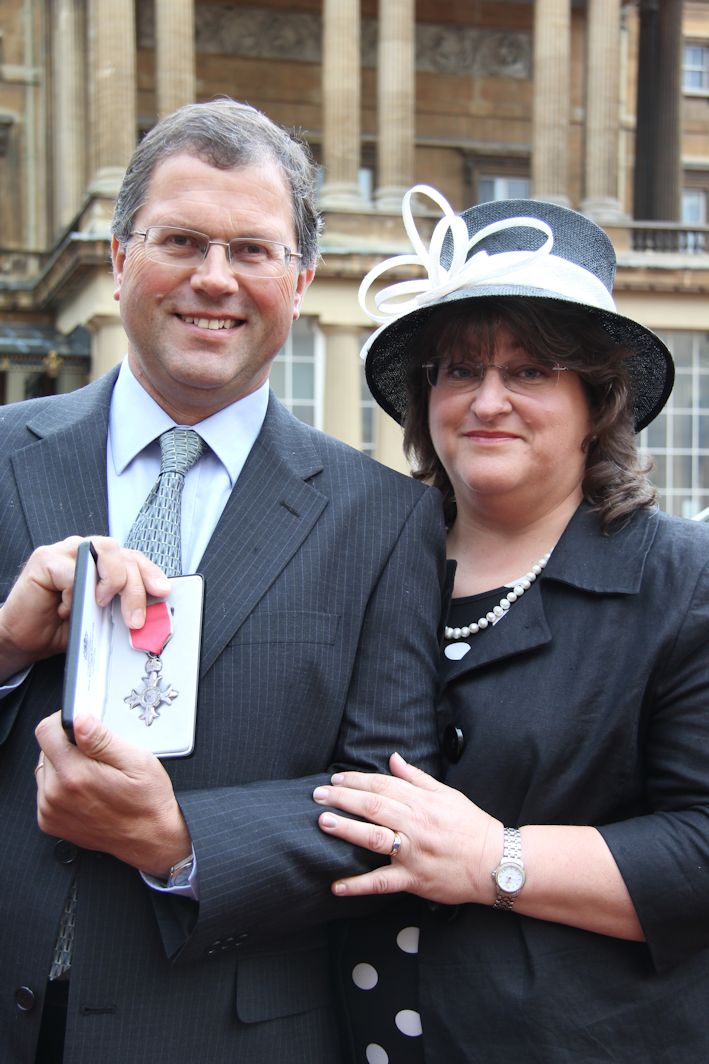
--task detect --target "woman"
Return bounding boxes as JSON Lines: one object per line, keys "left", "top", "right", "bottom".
{"left": 315, "top": 188, "right": 709, "bottom": 1062}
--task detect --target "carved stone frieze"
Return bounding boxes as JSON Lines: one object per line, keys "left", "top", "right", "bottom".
{"left": 137, "top": 5, "right": 530, "bottom": 79}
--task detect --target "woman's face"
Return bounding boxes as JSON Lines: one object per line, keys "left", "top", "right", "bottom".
{"left": 428, "top": 323, "right": 592, "bottom": 518}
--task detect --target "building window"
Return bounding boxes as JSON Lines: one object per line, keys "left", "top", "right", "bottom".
{"left": 682, "top": 188, "right": 707, "bottom": 252}
{"left": 638, "top": 330, "right": 709, "bottom": 517}
{"left": 683, "top": 43, "right": 709, "bottom": 93}
{"left": 478, "top": 176, "right": 531, "bottom": 203}
{"left": 269, "top": 316, "right": 324, "bottom": 429}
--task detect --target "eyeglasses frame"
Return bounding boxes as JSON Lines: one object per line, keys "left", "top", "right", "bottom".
{"left": 422, "top": 358, "right": 568, "bottom": 395}
{"left": 127, "top": 225, "right": 303, "bottom": 277}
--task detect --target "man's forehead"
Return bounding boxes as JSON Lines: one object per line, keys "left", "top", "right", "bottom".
{"left": 137, "top": 153, "right": 296, "bottom": 232}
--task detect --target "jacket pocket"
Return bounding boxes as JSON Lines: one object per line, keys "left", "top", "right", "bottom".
{"left": 235, "top": 942, "right": 333, "bottom": 1023}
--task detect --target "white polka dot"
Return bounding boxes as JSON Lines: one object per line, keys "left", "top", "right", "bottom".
{"left": 445, "top": 641, "right": 470, "bottom": 660}
{"left": 395, "top": 1009, "right": 423, "bottom": 1037}
{"left": 366, "top": 1044, "right": 389, "bottom": 1064}
{"left": 352, "top": 962, "right": 379, "bottom": 990}
{"left": 396, "top": 925, "right": 420, "bottom": 954}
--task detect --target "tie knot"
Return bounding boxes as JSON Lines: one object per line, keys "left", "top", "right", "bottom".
{"left": 159, "top": 428, "right": 205, "bottom": 475}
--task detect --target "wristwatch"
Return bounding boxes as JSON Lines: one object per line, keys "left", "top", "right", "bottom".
{"left": 491, "top": 827, "right": 525, "bottom": 910}
{"left": 166, "top": 852, "right": 194, "bottom": 889}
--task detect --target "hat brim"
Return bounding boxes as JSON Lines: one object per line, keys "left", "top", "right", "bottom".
{"left": 364, "top": 286, "right": 675, "bottom": 433}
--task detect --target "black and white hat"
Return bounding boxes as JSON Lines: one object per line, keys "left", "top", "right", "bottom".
{"left": 360, "top": 186, "right": 674, "bottom": 432}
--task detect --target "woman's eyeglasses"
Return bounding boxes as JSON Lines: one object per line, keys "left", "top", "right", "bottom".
{"left": 423, "top": 358, "right": 568, "bottom": 396}
{"left": 128, "top": 226, "right": 302, "bottom": 279}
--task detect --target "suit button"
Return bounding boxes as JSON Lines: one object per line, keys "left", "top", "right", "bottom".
{"left": 15, "top": 986, "right": 36, "bottom": 1012}
{"left": 54, "top": 840, "right": 78, "bottom": 864}
{"left": 442, "top": 723, "right": 464, "bottom": 763}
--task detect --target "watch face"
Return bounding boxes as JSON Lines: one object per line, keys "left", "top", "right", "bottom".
{"left": 497, "top": 862, "right": 525, "bottom": 894}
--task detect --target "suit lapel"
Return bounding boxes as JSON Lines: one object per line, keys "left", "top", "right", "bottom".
{"left": 442, "top": 502, "right": 658, "bottom": 685}
{"left": 443, "top": 585, "right": 552, "bottom": 684}
{"left": 10, "top": 371, "right": 118, "bottom": 548}
{"left": 196, "top": 398, "right": 328, "bottom": 676}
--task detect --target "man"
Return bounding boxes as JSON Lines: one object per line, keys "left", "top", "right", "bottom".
{"left": 0, "top": 100, "right": 445, "bottom": 1063}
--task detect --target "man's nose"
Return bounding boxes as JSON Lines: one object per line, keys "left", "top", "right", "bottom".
{"left": 191, "top": 243, "right": 240, "bottom": 294}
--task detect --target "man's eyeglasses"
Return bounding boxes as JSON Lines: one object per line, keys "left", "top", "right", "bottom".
{"left": 423, "top": 358, "right": 568, "bottom": 397}
{"left": 128, "top": 226, "right": 303, "bottom": 279}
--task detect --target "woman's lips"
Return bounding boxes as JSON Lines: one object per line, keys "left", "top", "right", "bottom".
{"left": 463, "top": 431, "right": 519, "bottom": 441}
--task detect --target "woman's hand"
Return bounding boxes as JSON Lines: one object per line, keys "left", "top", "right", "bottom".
{"left": 313, "top": 752, "right": 502, "bottom": 905}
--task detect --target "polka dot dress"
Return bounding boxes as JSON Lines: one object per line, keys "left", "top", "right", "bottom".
{"left": 339, "top": 900, "right": 425, "bottom": 1064}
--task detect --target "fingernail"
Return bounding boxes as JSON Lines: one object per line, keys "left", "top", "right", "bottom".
{"left": 154, "top": 577, "right": 171, "bottom": 592}
{"left": 330, "top": 773, "right": 344, "bottom": 784}
{"left": 320, "top": 813, "right": 337, "bottom": 828}
{"left": 130, "top": 609, "right": 145, "bottom": 628}
{"left": 333, "top": 881, "right": 347, "bottom": 895}
{"left": 313, "top": 787, "right": 329, "bottom": 803}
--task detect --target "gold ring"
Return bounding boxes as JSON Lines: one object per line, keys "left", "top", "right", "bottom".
{"left": 389, "top": 831, "right": 402, "bottom": 858}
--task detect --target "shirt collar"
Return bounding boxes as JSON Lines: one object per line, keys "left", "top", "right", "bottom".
{"left": 109, "top": 358, "right": 269, "bottom": 487}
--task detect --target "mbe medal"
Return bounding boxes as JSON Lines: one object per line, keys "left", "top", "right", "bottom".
{"left": 124, "top": 601, "right": 178, "bottom": 726}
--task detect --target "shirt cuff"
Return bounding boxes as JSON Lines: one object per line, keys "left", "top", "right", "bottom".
{"left": 0, "top": 666, "right": 31, "bottom": 696}
{"left": 141, "top": 848, "right": 199, "bottom": 901}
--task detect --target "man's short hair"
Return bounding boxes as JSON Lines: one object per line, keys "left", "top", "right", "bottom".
{"left": 112, "top": 98, "right": 322, "bottom": 268}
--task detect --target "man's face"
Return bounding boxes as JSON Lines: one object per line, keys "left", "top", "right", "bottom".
{"left": 111, "top": 152, "right": 314, "bottom": 424}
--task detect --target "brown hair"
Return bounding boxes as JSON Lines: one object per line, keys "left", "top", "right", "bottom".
{"left": 112, "top": 99, "right": 321, "bottom": 268}
{"left": 402, "top": 298, "right": 656, "bottom": 531}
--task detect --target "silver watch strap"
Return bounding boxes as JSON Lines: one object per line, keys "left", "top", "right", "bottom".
{"left": 492, "top": 826, "right": 524, "bottom": 911}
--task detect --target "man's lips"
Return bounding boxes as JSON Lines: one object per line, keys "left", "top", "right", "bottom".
{"left": 178, "top": 314, "right": 243, "bottom": 331}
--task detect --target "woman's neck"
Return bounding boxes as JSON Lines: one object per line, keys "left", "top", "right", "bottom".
{"left": 447, "top": 493, "right": 581, "bottom": 597}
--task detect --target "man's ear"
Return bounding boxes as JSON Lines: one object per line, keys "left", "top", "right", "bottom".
{"left": 111, "top": 235, "right": 125, "bottom": 302}
{"left": 292, "top": 266, "right": 315, "bottom": 321}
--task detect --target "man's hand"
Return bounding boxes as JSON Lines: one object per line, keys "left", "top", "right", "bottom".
{"left": 0, "top": 536, "right": 170, "bottom": 682}
{"left": 35, "top": 711, "right": 191, "bottom": 877}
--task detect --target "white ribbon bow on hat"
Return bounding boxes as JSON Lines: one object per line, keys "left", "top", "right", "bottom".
{"left": 358, "top": 185, "right": 616, "bottom": 331}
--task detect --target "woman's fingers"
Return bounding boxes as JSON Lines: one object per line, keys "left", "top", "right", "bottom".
{"left": 319, "top": 810, "right": 403, "bottom": 857}
{"left": 313, "top": 781, "right": 409, "bottom": 829}
{"left": 388, "top": 751, "right": 440, "bottom": 790}
{"left": 330, "top": 755, "right": 438, "bottom": 794}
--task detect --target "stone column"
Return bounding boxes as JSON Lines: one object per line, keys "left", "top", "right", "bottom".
{"left": 582, "top": 0, "right": 625, "bottom": 222}
{"left": 633, "top": 0, "right": 683, "bottom": 221}
{"left": 52, "top": 0, "right": 86, "bottom": 232}
{"left": 322, "top": 325, "right": 363, "bottom": 448}
{"left": 654, "top": 0, "right": 683, "bottom": 221}
{"left": 90, "top": 317, "right": 129, "bottom": 381}
{"left": 375, "top": 407, "right": 408, "bottom": 474}
{"left": 531, "top": 0, "right": 570, "bottom": 205}
{"left": 319, "top": 0, "right": 366, "bottom": 210}
{"left": 375, "top": 0, "right": 415, "bottom": 213}
{"left": 87, "top": 0, "right": 137, "bottom": 197}
{"left": 156, "top": 0, "right": 196, "bottom": 116}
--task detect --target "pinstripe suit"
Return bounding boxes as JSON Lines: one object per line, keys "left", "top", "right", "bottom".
{"left": 0, "top": 368, "right": 445, "bottom": 1063}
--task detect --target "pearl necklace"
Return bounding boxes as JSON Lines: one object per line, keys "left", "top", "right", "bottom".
{"left": 444, "top": 552, "right": 551, "bottom": 641}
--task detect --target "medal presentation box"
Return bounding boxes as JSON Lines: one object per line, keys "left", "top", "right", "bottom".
{"left": 62, "top": 540, "right": 204, "bottom": 758}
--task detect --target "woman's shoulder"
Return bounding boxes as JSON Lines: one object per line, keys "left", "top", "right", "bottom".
{"left": 630, "top": 506, "right": 709, "bottom": 574}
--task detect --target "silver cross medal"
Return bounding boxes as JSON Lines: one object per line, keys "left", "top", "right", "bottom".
{"left": 124, "top": 601, "right": 179, "bottom": 726}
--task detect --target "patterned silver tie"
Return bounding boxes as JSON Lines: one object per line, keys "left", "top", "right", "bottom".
{"left": 124, "top": 428, "right": 205, "bottom": 576}
{"left": 49, "top": 429, "right": 204, "bottom": 981}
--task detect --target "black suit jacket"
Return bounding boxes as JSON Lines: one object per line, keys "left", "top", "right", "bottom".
{"left": 0, "top": 369, "right": 446, "bottom": 1063}
{"left": 420, "top": 503, "right": 709, "bottom": 1063}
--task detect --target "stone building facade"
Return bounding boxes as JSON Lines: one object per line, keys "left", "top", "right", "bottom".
{"left": 1, "top": 0, "right": 709, "bottom": 513}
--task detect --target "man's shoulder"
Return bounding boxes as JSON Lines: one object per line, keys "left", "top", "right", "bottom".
{"left": 0, "top": 369, "right": 117, "bottom": 440}
{"left": 276, "top": 404, "right": 429, "bottom": 501}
